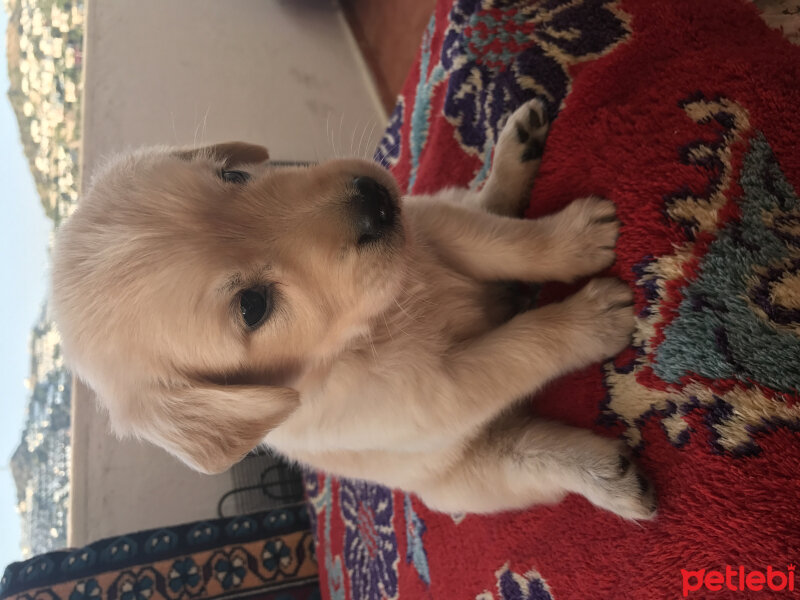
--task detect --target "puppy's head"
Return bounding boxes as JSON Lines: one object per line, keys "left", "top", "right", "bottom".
{"left": 51, "top": 142, "right": 407, "bottom": 473}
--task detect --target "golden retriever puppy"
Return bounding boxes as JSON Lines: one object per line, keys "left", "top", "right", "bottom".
{"left": 52, "top": 100, "right": 655, "bottom": 519}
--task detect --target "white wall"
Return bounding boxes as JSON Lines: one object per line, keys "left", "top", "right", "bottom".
{"left": 69, "top": 0, "right": 385, "bottom": 547}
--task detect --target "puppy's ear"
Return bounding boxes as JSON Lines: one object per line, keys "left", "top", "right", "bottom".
{"left": 130, "top": 384, "right": 298, "bottom": 474}
{"left": 175, "top": 141, "right": 270, "bottom": 168}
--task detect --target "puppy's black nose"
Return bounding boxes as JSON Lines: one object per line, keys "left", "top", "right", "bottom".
{"left": 351, "top": 176, "right": 395, "bottom": 244}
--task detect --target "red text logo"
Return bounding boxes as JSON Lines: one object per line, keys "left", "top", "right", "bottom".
{"left": 681, "top": 565, "right": 796, "bottom": 596}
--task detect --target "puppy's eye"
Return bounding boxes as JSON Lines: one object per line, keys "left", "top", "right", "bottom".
{"left": 240, "top": 286, "right": 271, "bottom": 329}
{"left": 221, "top": 169, "right": 250, "bottom": 184}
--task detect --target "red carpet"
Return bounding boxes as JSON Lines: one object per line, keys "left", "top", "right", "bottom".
{"left": 306, "top": 1, "right": 800, "bottom": 598}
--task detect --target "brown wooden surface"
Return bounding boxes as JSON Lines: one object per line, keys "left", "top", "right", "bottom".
{"left": 342, "top": 0, "right": 437, "bottom": 113}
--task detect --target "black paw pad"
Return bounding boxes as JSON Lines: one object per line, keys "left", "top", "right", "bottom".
{"left": 636, "top": 473, "right": 650, "bottom": 495}
{"left": 521, "top": 138, "right": 544, "bottom": 162}
{"left": 516, "top": 123, "right": 530, "bottom": 144}
{"left": 528, "top": 106, "right": 544, "bottom": 130}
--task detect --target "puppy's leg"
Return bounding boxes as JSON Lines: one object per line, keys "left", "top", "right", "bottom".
{"left": 447, "top": 278, "right": 634, "bottom": 402}
{"left": 422, "top": 278, "right": 633, "bottom": 445}
{"left": 407, "top": 195, "right": 620, "bottom": 283}
{"left": 419, "top": 410, "right": 656, "bottom": 520}
{"left": 477, "top": 98, "right": 550, "bottom": 216}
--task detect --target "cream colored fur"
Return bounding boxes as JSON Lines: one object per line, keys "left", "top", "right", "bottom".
{"left": 51, "top": 101, "right": 656, "bottom": 519}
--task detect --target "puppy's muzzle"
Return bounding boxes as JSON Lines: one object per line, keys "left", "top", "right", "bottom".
{"left": 350, "top": 176, "right": 397, "bottom": 245}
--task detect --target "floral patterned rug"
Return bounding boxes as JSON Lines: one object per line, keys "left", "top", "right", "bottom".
{"left": 306, "top": 0, "right": 800, "bottom": 598}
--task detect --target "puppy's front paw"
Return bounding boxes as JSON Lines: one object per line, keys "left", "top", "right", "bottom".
{"left": 496, "top": 97, "right": 550, "bottom": 164}
{"left": 584, "top": 447, "right": 657, "bottom": 520}
{"left": 481, "top": 99, "right": 551, "bottom": 216}
{"left": 565, "top": 278, "right": 636, "bottom": 361}
{"left": 540, "top": 196, "right": 620, "bottom": 281}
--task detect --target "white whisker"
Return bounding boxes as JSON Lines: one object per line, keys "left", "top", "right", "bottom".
{"left": 366, "top": 120, "right": 377, "bottom": 159}
{"left": 357, "top": 119, "right": 371, "bottom": 160}
{"left": 350, "top": 118, "right": 358, "bottom": 158}
{"left": 338, "top": 114, "right": 345, "bottom": 159}
{"left": 200, "top": 105, "right": 210, "bottom": 146}
{"left": 325, "top": 112, "right": 332, "bottom": 158}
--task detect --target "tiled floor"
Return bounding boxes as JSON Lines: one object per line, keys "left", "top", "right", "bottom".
{"left": 342, "top": 0, "right": 437, "bottom": 113}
